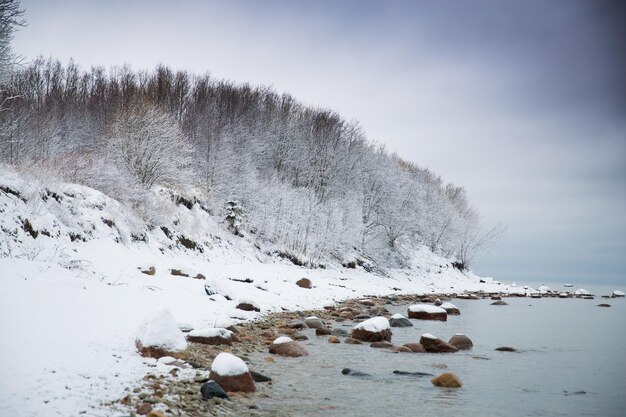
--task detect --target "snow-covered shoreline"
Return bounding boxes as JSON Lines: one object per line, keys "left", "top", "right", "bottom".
{"left": 0, "top": 169, "right": 510, "bottom": 416}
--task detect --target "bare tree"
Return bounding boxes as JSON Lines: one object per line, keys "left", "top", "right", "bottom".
{"left": 0, "top": 0, "right": 25, "bottom": 82}
{"left": 107, "top": 101, "right": 193, "bottom": 189}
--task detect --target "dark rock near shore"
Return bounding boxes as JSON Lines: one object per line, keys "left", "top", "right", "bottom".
{"left": 328, "top": 336, "right": 341, "bottom": 343}
{"left": 287, "top": 320, "right": 305, "bottom": 329}
{"left": 342, "top": 368, "right": 371, "bottom": 377}
{"left": 208, "top": 370, "right": 256, "bottom": 393}
{"left": 389, "top": 315, "right": 413, "bottom": 328}
{"left": 393, "top": 370, "right": 434, "bottom": 377}
{"left": 201, "top": 380, "right": 229, "bottom": 400}
{"left": 304, "top": 317, "right": 324, "bottom": 329}
{"left": 351, "top": 327, "right": 392, "bottom": 342}
{"left": 345, "top": 337, "right": 363, "bottom": 345}
{"left": 491, "top": 300, "right": 508, "bottom": 306}
{"left": 597, "top": 303, "right": 611, "bottom": 307}
{"left": 407, "top": 305, "right": 448, "bottom": 321}
{"left": 250, "top": 371, "right": 272, "bottom": 382}
{"left": 495, "top": 346, "right": 517, "bottom": 352}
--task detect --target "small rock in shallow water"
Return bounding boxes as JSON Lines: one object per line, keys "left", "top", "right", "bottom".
{"left": 316, "top": 327, "right": 332, "bottom": 336}
{"left": 341, "top": 368, "right": 371, "bottom": 377}
{"left": 431, "top": 372, "right": 463, "bottom": 388}
{"left": 491, "top": 300, "right": 508, "bottom": 305}
{"left": 448, "top": 334, "right": 473, "bottom": 350}
{"left": 495, "top": 346, "right": 517, "bottom": 352}
{"left": 328, "top": 336, "right": 341, "bottom": 343}
{"left": 370, "top": 341, "right": 393, "bottom": 348}
{"left": 597, "top": 304, "right": 611, "bottom": 307}
{"left": 344, "top": 337, "right": 363, "bottom": 345}
{"left": 304, "top": 316, "right": 323, "bottom": 329}
{"left": 389, "top": 315, "right": 413, "bottom": 328}
{"left": 250, "top": 371, "right": 272, "bottom": 382}
{"left": 201, "top": 380, "right": 229, "bottom": 400}
{"left": 331, "top": 328, "right": 349, "bottom": 337}
{"left": 402, "top": 343, "right": 425, "bottom": 353}
{"left": 393, "top": 370, "right": 434, "bottom": 377}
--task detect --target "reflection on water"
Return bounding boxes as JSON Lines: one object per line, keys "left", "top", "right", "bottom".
{"left": 247, "top": 290, "right": 626, "bottom": 417}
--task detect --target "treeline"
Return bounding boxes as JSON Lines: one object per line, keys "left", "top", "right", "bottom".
{"left": 0, "top": 58, "right": 499, "bottom": 268}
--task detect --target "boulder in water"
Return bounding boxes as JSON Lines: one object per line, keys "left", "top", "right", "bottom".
{"left": 304, "top": 316, "right": 323, "bottom": 329}
{"left": 431, "top": 372, "right": 463, "bottom": 388}
{"left": 419, "top": 333, "right": 459, "bottom": 353}
{"left": 403, "top": 343, "right": 426, "bottom": 353}
{"left": 407, "top": 304, "right": 447, "bottom": 321}
{"left": 495, "top": 346, "right": 516, "bottom": 352}
{"left": 269, "top": 336, "right": 309, "bottom": 357}
{"left": 351, "top": 317, "right": 392, "bottom": 342}
{"left": 440, "top": 302, "right": 460, "bottom": 315}
{"left": 448, "top": 334, "right": 473, "bottom": 350}
{"left": 389, "top": 313, "right": 413, "bottom": 328}
{"left": 491, "top": 300, "right": 508, "bottom": 306}
{"left": 612, "top": 290, "right": 625, "bottom": 298}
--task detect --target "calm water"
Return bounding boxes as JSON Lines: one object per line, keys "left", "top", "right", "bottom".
{"left": 248, "top": 284, "right": 626, "bottom": 417}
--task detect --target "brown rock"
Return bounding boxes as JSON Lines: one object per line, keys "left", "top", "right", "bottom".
{"left": 491, "top": 300, "right": 508, "bottom": 305}
{"left": 236, "top": 302, "right": 260, "bottom": 312}
{"left": 136, "top": 402, "right": 153, "bottom": 415}
{"left": 269, "top": 340, "right": 309, "bottom": 357}
{"left": 187, "top": 332, "right": 236, "bottom": 346}
{"left": 370, "top": 341, "right": 393, "bottom": 348}
{"left": 344, "top": 337, "right": 363, "bottom": 345}
{"left": 338, "top": 311, "right": 354, "bottom": 320}
{"left": 170, "top": 269, "right": 189, "bottom": 277}
{"left": 328, "top": 336, "right": 341, "bottom": 344}
{"left": 194, "top": 273, "right": 206, "bottom": 280}
{"left": 351, "top": 328, "right": 392, "bottom": 343}
{"left": 431, "top": 372, "right": 463, "bottom": 388}
{"left": 316, "top": 327, "right": 332, "bottom": 336}
{"left": 208, "top": 371, "right": 256, "bottom": 393}
{"left": 407, "top": 306, "right": 447, "bottom": 321}
{"left": 135, "top": 340, "right": 182, "bottom": 360}
{"left": 419, "top": 335, "right": 459, "bottom": 353}
{"left": 448, "top": 334, "right": 473, "bottom": 350}
{"left": 296, "top": 278, "right": 312, "bottom": 289}
{"left": 391, "top": 346, "right": 413, "bottom": 353}
{"left": 402, "top": 343, "right": 426, "bottom": 353}
{"left": 147, "top": 411, "right": 167, "bottom": 417}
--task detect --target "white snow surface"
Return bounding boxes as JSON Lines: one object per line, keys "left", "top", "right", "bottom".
{"left": 210, "top": 352, "right": 249, "bottom": 376}
{"left": 272, "top": 336, "right": 294, "bottom": 345}
{"left": 422, "top": 333, "right": 437, "bottom": 339}
{"left": 353, "top": 316, "right": 390, "bottom": 332}
{"left": 613, "top": 290, "right": 624, "bottom": 296}
{"left": 390, "top": 313, "right": 406, "bottom": 319}
{"left": 575, "top": 289, "right": 590, "bottom": 295}
{"left": 136, "top": 308, "right": 188, "bottom": 351}
{"left": 440, "top": 302, "right": 458, "bottom": 310}
{"left": 188, "top": 327, "right": 232, "bottom": 339}
{"left": 0, "top": 169, "right": 514, "bottom": 417}
{"left": 408, "top": 304, "right": 447, "bottom": 313}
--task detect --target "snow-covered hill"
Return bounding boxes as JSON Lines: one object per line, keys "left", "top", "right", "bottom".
{"left": 0, "top": 168, "right": 506, "bottom": 416}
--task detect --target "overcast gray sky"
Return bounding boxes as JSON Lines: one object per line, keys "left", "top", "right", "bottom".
{"left": 14, "top": 0, "right": 626, "bottom": 284}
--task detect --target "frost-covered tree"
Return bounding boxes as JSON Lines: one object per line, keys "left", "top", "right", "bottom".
{"left": 0, "top": 0, "right": 24, "bottom": 82}
{"left": 224, "top": 200, "right": 244, "bottom": 236}
{"left": 107, "top": 101, "right": 193, "bottom": 189}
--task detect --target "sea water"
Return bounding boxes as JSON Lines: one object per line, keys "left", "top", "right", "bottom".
{"left": 248, "top": 283, "right": 626, "bottom": 416}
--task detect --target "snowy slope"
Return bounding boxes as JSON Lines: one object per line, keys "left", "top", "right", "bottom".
{"left": 0, "top": 168, "right": 509, "bottom": 416}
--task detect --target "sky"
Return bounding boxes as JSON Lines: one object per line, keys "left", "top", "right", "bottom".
{"left": 13, "top": 0, "right": 626, "bottom": 284}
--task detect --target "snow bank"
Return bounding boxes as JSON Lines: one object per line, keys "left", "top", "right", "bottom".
{"left": 273, "top": 336, "right": 294, "bottom": 345}
{"left": 408, "top": 304, "right": 446, "bottom": 313}
{"left": 188, "top": 327, "right": 232, "bottom": 339}
{"left": 353, "top": 317, "right": 390, "bottom": 332}
{"left": 210, "top": 352, "right": 249, "bottom": 376}
{"left": 136, "top": 308, "right": 187, "bottom": 352}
